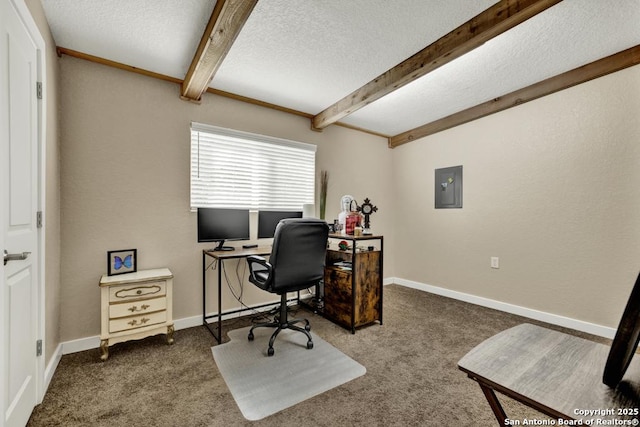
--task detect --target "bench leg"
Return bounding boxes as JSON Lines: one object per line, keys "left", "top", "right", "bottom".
{"left": 478, "top": 383, "right": 508, "bottom": 426}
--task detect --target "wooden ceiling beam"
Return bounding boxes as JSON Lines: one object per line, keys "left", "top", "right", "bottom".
{"left": 181, "top": 0, "right": 257, "bottom": 101}
{"left": 311, "top": 0, "right": 563, "bottom": 131}
{"left": 388, "top": 44, "right": 640, "bottom": 148}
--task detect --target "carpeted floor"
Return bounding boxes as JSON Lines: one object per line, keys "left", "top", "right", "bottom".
{"left": 27, "top": 284, "right": 610, "bottom": 426}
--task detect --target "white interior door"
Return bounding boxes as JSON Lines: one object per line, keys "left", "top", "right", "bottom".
{"left": 1, "top": 0, "right": 40, "bottom": 426}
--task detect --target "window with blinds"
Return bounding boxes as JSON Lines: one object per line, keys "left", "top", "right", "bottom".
{"left": 190, "top": 123, "right": 316, "bottom": 210}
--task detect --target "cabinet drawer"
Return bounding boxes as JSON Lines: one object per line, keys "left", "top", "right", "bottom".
{"left": 323, "top": 269, "right": 353, "bottom": 326}
{"left": 324, "top": 269, "right": 351, "bottom": 290}
{"left": 109, "top": 282, "right": 166, "bottom": 302}
{"left": 109, "top": 296, "right": 166, "bottom": 319}
{"left": 109, "top": 311, "right": 167, "bottom": 333}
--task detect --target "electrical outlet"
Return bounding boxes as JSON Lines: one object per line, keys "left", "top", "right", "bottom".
{"left": 491, "top": 257, "right": 500, "bottom": 269}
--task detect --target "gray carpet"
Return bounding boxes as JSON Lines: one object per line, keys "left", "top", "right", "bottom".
{"left": 212, "top": 326, "right": 366, "bottom": 420}
{"left": 27, "top": 284, "right": 611, "bottom": 426}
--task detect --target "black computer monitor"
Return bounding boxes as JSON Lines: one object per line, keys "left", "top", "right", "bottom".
{"left": 197, "top": 208, "right": 250, "bottom": 251}
{"left": 257, "top": 210, "right": 303, "bottom": 239}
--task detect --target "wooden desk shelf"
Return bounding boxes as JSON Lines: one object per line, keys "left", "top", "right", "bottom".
{"left": 322, "top": 234, "right": 383, "bottom": 333}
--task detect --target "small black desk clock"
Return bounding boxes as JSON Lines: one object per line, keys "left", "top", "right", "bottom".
{"left": 358, "top": 198, "right": 378, "bottom": 230}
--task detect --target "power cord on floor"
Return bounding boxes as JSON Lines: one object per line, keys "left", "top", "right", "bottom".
{"left": 207, "top": 258, "right": 314, "bottom": 325}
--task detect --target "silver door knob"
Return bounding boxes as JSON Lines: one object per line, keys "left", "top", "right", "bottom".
{"left": 3, "top": 250, "right": 31, "bottom": 265}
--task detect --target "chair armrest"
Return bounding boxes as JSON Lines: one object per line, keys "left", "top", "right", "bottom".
{"left": 247, "top": 255, "right": 270, "bottom": 269}
{"left": 247, "top": 255, "right": 273, "bottom": 288}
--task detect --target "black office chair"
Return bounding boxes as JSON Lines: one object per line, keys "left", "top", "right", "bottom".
{"left": 246, "top": 218, "right": 329, "bottom": 356}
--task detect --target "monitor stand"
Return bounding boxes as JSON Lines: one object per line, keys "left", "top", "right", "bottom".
{"left": 213, "top": 240, "right": 234, "bottom": 251}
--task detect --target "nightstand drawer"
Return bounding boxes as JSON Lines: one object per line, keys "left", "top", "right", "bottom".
{"left": 109, "top": 311, "right": 167, "bottom": 333}
{"left": 109, "top": 296, "right": 166, "bottom": 319}
{"left": 109, "top": 282, "right": 166, "bottom": 302}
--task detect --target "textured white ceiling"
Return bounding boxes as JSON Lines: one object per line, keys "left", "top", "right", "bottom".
{"left": 212, "top": 0, "right": 497, "bottom": 114}
{"left": 41, "top": 0, "right": 215, "bottom": 78}
{"left": 41, "top": 0, "right": 640, "bottom": 138}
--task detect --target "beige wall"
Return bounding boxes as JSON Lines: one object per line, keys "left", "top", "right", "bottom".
{"left": 391, "top": 64, "right": 640, "bottom": 329}
{"left": 48, "top": 16, "right": 640, "bottom": 342}
{"left": 58, "top": 56, "right": 394, "bottom": 341}
{"left": 25, "top": 0, "right": 61, "bottom": 364}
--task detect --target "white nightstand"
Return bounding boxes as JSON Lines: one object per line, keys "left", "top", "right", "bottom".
{"left": 99, "top": 268, "right": 174, "bottom": 361}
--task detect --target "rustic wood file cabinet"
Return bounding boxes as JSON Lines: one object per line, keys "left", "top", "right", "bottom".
{"left": 322, "top": 234, "right": 383, "bottom": 333}
{"left": 99, "top": 268, "right": 174, "bottom": 360}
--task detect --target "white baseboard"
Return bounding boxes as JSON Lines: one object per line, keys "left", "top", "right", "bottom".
{"left": 60, "top": 278, "right": 614, "bottom": 355}
{"left": 391, "top": 277, "right": 616, "bottom": 339}
{"left": 61, "top": 335, "right": 101, "bottom": 355}
{"left": 60, "top": 299, "right": 288, "bottom": 355}
{"left": 59, "top": 278, "right": 615, "bottom": 355}
{"left": 41, "top": 343, "right": 63, "bottom": 402}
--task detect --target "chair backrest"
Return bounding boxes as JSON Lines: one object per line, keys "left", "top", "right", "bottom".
{"left": 603, "top": 270, "right": 640, "bottom": 387}
{"left": 267, "top": 218, "right": 329, "bottom": 293}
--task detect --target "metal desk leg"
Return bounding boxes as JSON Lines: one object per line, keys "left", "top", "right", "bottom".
{"left": 202, "top": 251, "right": 221, "bottom": 343}
{"left": 218, "top": 258, "right": 223, "bottom": 343}
{"left": 202, "top": 251, "right": 207, "bottom": 329}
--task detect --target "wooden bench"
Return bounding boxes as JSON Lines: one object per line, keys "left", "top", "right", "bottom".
{"left": 458, "top": 272, "right": 640, "bottom": 425}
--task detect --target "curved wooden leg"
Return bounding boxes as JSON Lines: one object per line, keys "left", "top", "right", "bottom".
{"left": 167, "top": 324, "right": 175, "bottom": 345}
{"left": 100, "top": 339, "right": 109, "bottom": 361}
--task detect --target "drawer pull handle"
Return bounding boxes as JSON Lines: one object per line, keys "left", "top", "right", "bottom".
{"left": 128, "top": 304, "right": 150, "bottom": 313}
{"left": 115, "top": 285, "right": 162, "bottom": 299}
{"left": 127, "top": 317, "right": 150, "bottom": 327}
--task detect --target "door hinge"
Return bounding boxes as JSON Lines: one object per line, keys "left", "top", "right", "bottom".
{"left": 36, "top": 339, "right": 42, "bottom": 357}
{"left": 36, "top": 211, "right": 43, "bottom": 228}
{"left": 36, "top": 82, "right": 42, "bottom": 100}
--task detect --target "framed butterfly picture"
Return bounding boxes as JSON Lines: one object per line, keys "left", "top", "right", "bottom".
{"left": 107, "top": 249, "right": 137, "bottom": 276}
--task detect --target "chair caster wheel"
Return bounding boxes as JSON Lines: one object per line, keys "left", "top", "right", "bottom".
{"left": 268, "top": 347, "right": 275, "bottom": 356}
{"left": 305, "top": 324, "right": 311, "bottom": 331}
{"left": 307, "top": 341, "right": 314, "bottom": 350}
{"left": 248, "top": 332, "right": 254, "bottom": 341}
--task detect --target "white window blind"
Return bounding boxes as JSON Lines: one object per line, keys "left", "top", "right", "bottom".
{"left": 190, "top": 123, "right": 316, "bottom": 210}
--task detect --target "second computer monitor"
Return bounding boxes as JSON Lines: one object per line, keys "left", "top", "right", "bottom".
{"left": 257, "top": 210, "right": 303, "bottom": 239}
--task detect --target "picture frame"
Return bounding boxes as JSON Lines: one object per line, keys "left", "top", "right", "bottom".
{"left": 107, "top": 249, "right": 137, "bottom": 276}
